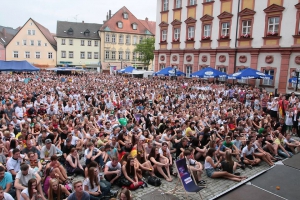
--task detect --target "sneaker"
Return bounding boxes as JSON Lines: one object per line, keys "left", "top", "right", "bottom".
{"left": 274, "top": 155, "right": 282, "bottom": 160}
{"left": 248, "top": 165, "right": 253, "bottom": 169}
{"left": 241, "top": 165, "right": 245, "bottom": 170}
{"left": 197, "top": 180, "right": 207, "bottom": 186}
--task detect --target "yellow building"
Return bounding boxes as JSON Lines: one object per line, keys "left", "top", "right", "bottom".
{"left": 99, "top": 7, "right": 156, "bottom": 71}
{"left": 5, "top": 18, "right": 57, "bottom": 68}
{"left": 56, "top": 21, "right": 102, "bottom": 70}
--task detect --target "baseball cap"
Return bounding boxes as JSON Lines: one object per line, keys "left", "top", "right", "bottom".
{"left": 45, "top": 139, "right": 52, "bottom": 144}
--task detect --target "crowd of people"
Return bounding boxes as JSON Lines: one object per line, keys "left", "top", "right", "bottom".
{"left": 0, "top": 71, "right": 299, "bottom": 200}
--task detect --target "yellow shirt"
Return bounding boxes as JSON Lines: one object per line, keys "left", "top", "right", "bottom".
{"left": 185, "top": 127, "right": 195, "bottom": 137}
{"left": 274, "top": 138, "right": 284, "bottom": 146}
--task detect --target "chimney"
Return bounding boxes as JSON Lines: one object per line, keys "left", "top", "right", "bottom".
{"left": 109, "top": 10, "right": 112, "bottom": 19}
{"left": 82, "top": 21, "right": 84, "bottom": 23}
{"left": 106, "top": 12, "right": 108, "bottom": 20}
{"left": 145, "top": 17, "right": 148, "bottom": 21}
{"left": 2, "top": 28, "right": 6, "bottom": 37}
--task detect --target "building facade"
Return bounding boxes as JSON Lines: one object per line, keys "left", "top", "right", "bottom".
{"left": 99, "top": 7, "right": 156, "bottom": 70}
{"left": 155, "top": 0, "right": 300, "bottom": 93}
{"left": 56, "top": 21, "right": 102, "bottom": 70}
{"left": 5, "top": 18, "right": 57, "bottom": 68}
{"left": 0, "top": 26, "right": 18, "bottom": 61}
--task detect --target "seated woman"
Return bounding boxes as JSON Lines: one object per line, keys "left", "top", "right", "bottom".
{"left": 148, "top": 147, "right": 172, "bottom": 182}
{"left": 117, "top": 188, "right": 132, "bottom": 200}
{"left": 221, "top": 150, "right": 243, "bottom": 175}
{"left": 83, "top": 167, "right": 103, "bottom": 200}
{"left": 21, "top": 178, "right": 46, "bottom": 200}
{"left": 25, "top": 152, "right": 42, "bottom": 176}
{"left": 47, "top": 178, "right": 70, "bottom": 200}
{"left": 184, "top": 150, "right": 206, "bottom": 185}
{"left": 65, "top": 148, "right": 84, "bottom": 177}
{"left": 205, "top": 148, "right": 246, "bottom": 182}
{"left": 190, "top": 138, "right": 207, "bottom": 161}
{"left": 46, "top": 155, "right": 68, "bottom": 184}
{"left": 241, "top": 140, "right": 261, "bottom": 168}
{"left": 102, "top": 144, "right": 118, "bottom": 163}
{"left": 121, "top": 157, "right": 144, "bottom": 190}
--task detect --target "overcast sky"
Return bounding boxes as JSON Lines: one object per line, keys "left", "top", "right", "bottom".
{"left": 0, "top": 0, "right": 157, "bottom": 33}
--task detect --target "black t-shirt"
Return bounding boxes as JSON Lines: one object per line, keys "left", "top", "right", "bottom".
{"left": 62, "top": 144, "right": 75, "bottom": 156}
{"left": 221, "top": 161, "right": 234, "bottom": 174}
{"left": 99, "top": 102, "right": 106, "bottom": 111}
{"left": 175, "top": 143, "right": 189, "bottom": 158}
{"left": 21, "top": 147, "right": 40, "bottom": 157}
{"left": 0, "top": 110, "right": 5, "bottom": 119}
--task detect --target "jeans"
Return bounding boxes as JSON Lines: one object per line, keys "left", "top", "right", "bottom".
{"left": 55, "top": 147, "right": 63, "bottom": 154}
{"left": 278, "top": 149, "right": 293, "bottom": 158}
{"left": 90, "top": 194, "right": 102, "bottom": 200}
{"left": 86, "top": 155, "right": 104, "bottom": 167}
{"left": 100, "top": 180, "right": 111, "bottom": 196}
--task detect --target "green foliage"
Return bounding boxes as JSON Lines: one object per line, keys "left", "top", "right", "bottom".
{"left": 134, "top": 37, "right": 155, "bottom": 66}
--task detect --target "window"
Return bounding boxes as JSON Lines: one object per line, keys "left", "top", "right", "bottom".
{"left": 48, "top": 52, "right": 52, "bottom": 59}
{"left": 88, "top": 52, "right": 92, "bottom": 59}
{"left": 139, "top": 37, "right": 143, "bottom": 44}
{"left": 25, "top": 51, "right": 30, "bottom": 58}
{"left": 221, "top": 22, "right": 230, "bottom": 36}
{"left": 133, "top": 36, "right": 137, "bottom": 44}
{"left": 203, "top": 24, "right": 211, "bottom": 37}
{"left": 32, "top": 30, "right": 35, "bottom": 35}
{"left": 123, "top": 13, "right": 128, "bottom": 19}
{"left": 175, "top": 0, "right": 181, "bottom": 8}
{"left": 190, "top": 0, "right": 196, "bottom": 6}
{"left": 118, "top": 22, "right": 123, "bottom": 28}
{"left": 205, "top": 0, "right": 213, "bottom": 2}
{"left": 69, "top": 51, "right": 73, "bottom": 58}
{"left": 112, "top": 35, "right": 116, "bottom": 43}
{"left": 119, "top": 51, "right": 123, "bottom": 60}
{"left": 119, "top": 35, "right": 124, "bottom": 43}
{"left": 16, "top": 42, "right": 19, "bottom": 45}
{"left": 67, "top": 28, "right": 73, "bottom": 35}
{"left": 88, "top": 40, "right": 92, "bottom": 46}
{"left": 126, "top": 52, "right": 130, "bottom": 60}
{"left": 126, "top": 35, "right": 130, "bottom": 44}
{"left": 105, "top": 34, "right": 110, "bottom": 42}
{"left": 111, "top": 51, "right": 116, "bottom": 59}
{"left": 105, "top": 51, "right": 110, "bottom": 59}
{"left": 28, "top": 30, "right": 31, "bottom": 35}
{"left": 94, "top": 52, "right": 99, "bottom": 59}
{"left": 61, "top": 51, "right": 66, "bottom": 58}
{"left": 44, "top": 43, "right": 47, "bottom": 46}
{"left": 62, "top": 39, "right": 65, "bottom": 45}
{"left": 94, "top": 41, "right": 98, "bottom": 46}
{"left": 80, "top": 52, "right": 85, "bottom": 59}
{"left": 242, "top": 20, "right": 252, "bottom": 35}
{"left": 38, "top": 40, "right": 41, "bottom": 46}
{"left": 162, "top": 30, "right": 167, "bottom": 41}
{"left": 69, "top": 39, "right": 73, "bottom": 45}
{"left": 30, "top": 40, "right": 34, "bottom": 46}
{"left": 186, "top": 66, "right": 192, "bottom": 78}
{"left": 188, "top": 27, "right": 195, "bottom": 38}
{"left": 268, "top": 17, "right": 280, "bottom": 33}
{"left": 35, "top": 52, "right": 40, "bottom": 59}
{"left": 263, "top": 69, "right": 274, "bottom": 85}
{"left": 133, "top": 24, "right": 137, "bottom": 30}
{"left": 163, "top": 0, "right": 169, "bottom": 11}
{"left": 23, "top": 40, "right": 27, "bottom": 45}
{"left": 218, "top": 67, "right": 226, "bottom": 81}
{"left": 174, "top": 28, "right": 180, "bottom": 40}
{"left": 132, "top": 52, "right": 136, "bottom": 60}
{"left": 81, "top": 40, "right": 85, "bottom": 46}
{"left": 139, "top": 53, "right": 143, "bottom": 59}
{"left": 13, "top": 51, "right": 18, "bottom": 58}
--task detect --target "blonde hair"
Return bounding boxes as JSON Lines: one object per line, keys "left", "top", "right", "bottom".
{"left": 48, "top": 179, "right": 60, "bottom": 200}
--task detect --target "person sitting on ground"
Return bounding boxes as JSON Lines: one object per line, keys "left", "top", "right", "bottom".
{"left": 121, "top": 157, "right": 145, "bottom": 190}
{"left": 84, "top": 142, "right": 104, "bottom": 168}
{"left": 40, "top": 139, "right": 56, "bottom": 161}
{"left": 117, "top": 188, "right": 132, "bottom": 200}
{"left": 274, "top": 132, "right": 293, "bottom": 158}
{"left": 83, "top": 167, "right": 103, "bottom": 200}
{"left": 20, "top": 178, "right": 46, "bottom": 200}
{"left": 21, "top": 140, "right": 39, "bottom": 160}
{"left": 284, "top": 133, "right": 300, "bottom": 154}
{"left": 103, "top": 156, "right": 122, "bottom": 185}
{"left": 65, "top": 148, "right": 84, "bottom": 177}
{"left": 67, "top": 180, "right": 90, "bottom": 200}
{"left": 46, "top": 155, "right": 68, "bottom": 184}
{"left": 205, "top": 148, "right": 246, "bottom": 182}
{"left": 221, "top": 136, "right": 241, "bottom": 162}
{"left": 25, "top": 152, "right": 42, "bottom": 176}
{"left": 184, "top": 150, "right": 206, "bottom": 185}
{"left": 47, "top": 178, "right": 70, "bottom": 200}
{"left": 221, "top": 150, "right": 243, "bottom": 175}
{"left": 6, "top": 148, "right": 23, "bottom": 180}
{"left": 253, "top": 135, "right": 274, "bottom": 166}
{"left": 62, "top": 138, "right": 75, "bottom": 163}
{"left": 0, "top": 186, "right": 14, "bottom": 200}
{"left": 0, "top": 166, "right": 15, "bottom": 198}
{"left": 241, "top": 140, "right": 261, "bottom": 168}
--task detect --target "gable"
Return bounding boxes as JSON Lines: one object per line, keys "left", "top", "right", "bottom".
{"left": 184, "top": 17, "right": 197, "bottom": 24}
{"left": 264, "top": 4, "right": 285, "bottom": 13}
{"left": 218, "top": 11, "right": 233, "bottom": 19}
{"left": 200, "top": 14, "right": 214, "bottom": 22}
{"left": 159, "top": 21, "right": 169, "bottom": 27}
{"left": 239, "top": 8, "right": 256, "bottom": 16}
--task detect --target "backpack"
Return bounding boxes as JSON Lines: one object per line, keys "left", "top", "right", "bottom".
{"left": 147, "top": 176, "right": 161, "bottom": 187}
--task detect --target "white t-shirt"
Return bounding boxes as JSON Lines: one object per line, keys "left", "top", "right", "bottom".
{"left": 2, "top": 192, "right": 14, "bottom": 200}
{"left": 83, "top": 178, "right": 99, "bottom": 192}
{"left": 20, "top": 188, "right": 29, "bottom": 200}
{"left": 6, "top": 157, "right": 22, "bottom": 174}
{"left": 16, "top": 168, "right": 36, "bottom": 186}
{"left": 241, "top": 146, "right": 255, "bottom": 157}
{"left": 105, "top": 161, "right": 121, "bottom": 171}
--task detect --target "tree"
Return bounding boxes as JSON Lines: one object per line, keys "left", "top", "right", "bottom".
{"left": 134, "top": 37, "right": 155, "bottom": 67}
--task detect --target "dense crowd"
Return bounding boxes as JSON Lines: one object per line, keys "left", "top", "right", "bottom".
{"left": 0, "top": 71, "right": 299, "bottom": 200}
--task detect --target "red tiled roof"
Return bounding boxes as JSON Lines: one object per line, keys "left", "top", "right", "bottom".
{"left": 139, "top": 19, "right": 156, "bottom": 35}
{"left": 100, "top": 6, "right": 155, "bottom": 35}
{"left": 32, "top": 19, "right": 57, "bottom": 49}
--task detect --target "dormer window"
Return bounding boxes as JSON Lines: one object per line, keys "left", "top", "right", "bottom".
{"left": 123, "top": 12, "right": 128, "bottom": 19}
{"left": 117, "top": 22, "right": 123, "bottom": 29}
{"left": 67, "top": 28, "right": 73, "bottom": 35}
{"left": 84, "top": 29, "right": 90, "bottom": 36}
{"left": 132, "top": 23, "right": 137, "bottom": 30}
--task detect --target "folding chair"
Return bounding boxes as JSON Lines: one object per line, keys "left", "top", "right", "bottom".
{"left": 165, "top": 158, "right": 205, "bottom": 200}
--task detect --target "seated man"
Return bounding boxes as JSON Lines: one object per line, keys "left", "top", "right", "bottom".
{"left": 274, "top": 132, "right": 293, "bottom": 158}
{"left": 65, "top": 132, "right": 83, "bottom": 151}
{"left": 6, "top": 149, "right": 23, "bottom": 180}
{"left": 103, "top": 157, "right": 121, "bottom": 185}
{"left": 14, "top": 163, "right": 45, "bottom": 200}
{"left": 184, "top": 150, "right": 206, "bottom": 185}
{"left": 0, "top": 166, "right": 15, "bottom": 198}
{"left": 40, "top": 139, "right": 57, "bottom": 161}
{"left": 222, "top": 136, "right": 241, "bottom": 162}
{"left": 0, "top": 186, "right": 14, "bottom": 200}
{"left": 25, "top": 152, "right": 42, "bottom": 176}
{"left": 284, "top": 133, "right": 300, "bottom": 154}
{"left": 62, "top": 138, "right": 75, "bottom": 163}
{"left": 21, "top": 140, "right": 40, "bottom": 160}
{"left": 84, "top": 142, "right": 104, "bottom": 168}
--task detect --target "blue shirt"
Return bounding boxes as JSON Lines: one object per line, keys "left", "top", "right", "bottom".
{"left": 0, "top": 172, "right": 13, "bottom": 190}
{"left": 67, "top": 191, "right": 90, "bottom": 200}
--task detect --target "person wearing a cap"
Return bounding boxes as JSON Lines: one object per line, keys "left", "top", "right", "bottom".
{"left": 40, "top": 139, "right": 56, "bottom": 161}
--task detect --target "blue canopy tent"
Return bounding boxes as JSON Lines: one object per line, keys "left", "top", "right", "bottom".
{"left": 154, "top": 67, "right": 186, "bottom": 76}
{"left": 0, "top": 61, "right": 40, "bottom": 71}
{"left": 117, "top": 66, "right": 135, "bottom": 74}
{"left": 190, "top": 66, "right": 227, "bottom": 78}
{"left": 228, "top": 68, "right": 273, "bottom": 80}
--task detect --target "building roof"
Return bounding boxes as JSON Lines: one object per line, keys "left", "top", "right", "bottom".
{"left": 0, "top": 29, "right": 15, "bottom": 46}
{"left": 0, "top": 26, "right": 18, "bottom": 35}
{"left": 100, "top": 6, "right": 155, "bottom": 36}
{"left": 56, "top": 21, "right": 102, "bottom": 40}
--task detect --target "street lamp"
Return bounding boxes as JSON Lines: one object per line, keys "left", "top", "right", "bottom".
{"left": 121, "top": 59, "right": 123, "bottom": 69}
{"left": 296, "top": 68, "right": 300, "bottom": 91}
{"left": 174, "top": 66, "right": 177, "bottom": 80}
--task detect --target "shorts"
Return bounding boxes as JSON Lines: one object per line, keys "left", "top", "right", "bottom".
{"left": 205, "top": 168, "right": 215, "bottom": 178}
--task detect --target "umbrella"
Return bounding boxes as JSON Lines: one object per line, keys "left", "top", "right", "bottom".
{"left": 190, "top": 67, "right": 227, "bottom": 78}
{"left": 118, "top": 66, "right": 135, "bottom": 74}
{"left": 228, "top": 68, "right": 273, "bottom": 80}
{"left": 289, "top": 77, "right": 300, "bottom": 83}
{"left": 154, "top": 67, "right": 186, "bottom": 76}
